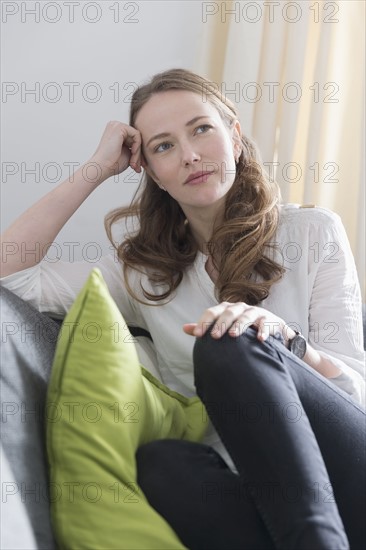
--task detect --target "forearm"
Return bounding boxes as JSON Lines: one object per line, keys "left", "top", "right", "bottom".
{"left": 283, "top": 326, "right": 342, "bottom": 379}
{"left": 1, "top": 158, "right": 105, "bottom": 277}
{"left": 302, "top": 344, "right": 342, "bottom": 378}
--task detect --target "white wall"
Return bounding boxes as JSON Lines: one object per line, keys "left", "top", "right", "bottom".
{"left": 1, "top": 0, "right": 207, "bottom": 261}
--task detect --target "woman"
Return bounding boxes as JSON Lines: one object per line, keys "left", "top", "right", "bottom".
{"left": 1, "top": 68, "right": 365, "bottom": 549}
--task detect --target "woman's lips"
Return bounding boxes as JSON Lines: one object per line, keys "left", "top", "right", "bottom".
{"left": 184, "top": 171, "right": 214, "bottom": 185}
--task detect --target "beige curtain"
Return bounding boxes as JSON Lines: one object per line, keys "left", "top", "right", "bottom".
{"left": 197, "top": 0, "right": 365, "bottom": 296}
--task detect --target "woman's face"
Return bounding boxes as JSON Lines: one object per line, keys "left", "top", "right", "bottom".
{"left": 134, "top": 89, "right": 241, "bottom": 218}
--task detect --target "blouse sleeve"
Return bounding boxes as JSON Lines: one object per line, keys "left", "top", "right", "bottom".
{"left": 307, "top": 209, "right": 365, "bottom": 406}
{"left": 0, "top": 253, "right": 138, "bottom": 325}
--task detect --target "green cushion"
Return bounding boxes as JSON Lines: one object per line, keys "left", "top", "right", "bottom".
{"left": 46, "top": 268, "right": 208, "bottom": 549}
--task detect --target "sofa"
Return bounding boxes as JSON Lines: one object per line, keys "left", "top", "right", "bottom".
{"left": 1, "top": 286, "right": 60, "bottom": 549}
{"left": 1, "top": 281, "right": 365, "bottom": 550}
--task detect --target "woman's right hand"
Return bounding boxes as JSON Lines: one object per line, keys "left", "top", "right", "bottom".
{"left": 89, "top": 121, "right": 143, "bottom": 181}
{"left": 0, "top": 121, "right": 145, "bottom": 277}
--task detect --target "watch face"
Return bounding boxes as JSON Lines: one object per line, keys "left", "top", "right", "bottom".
{"left": 291, "top": 335, "right": 307, "bottom": 359}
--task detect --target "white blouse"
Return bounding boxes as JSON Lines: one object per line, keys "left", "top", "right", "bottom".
{"left": 1, "top": 204, "right": 365, "bottom": 471}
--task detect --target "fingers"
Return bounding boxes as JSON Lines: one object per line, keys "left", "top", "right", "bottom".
{"left": 182, "top": 323, "right": 197, "bottom": 336}
{"left": 185, "top": 301, "right": 287, "bottom": 343}
{"left": 226, "top": 307, "right": 260, "bottom": 338}
{"left": 129, "top": 136, "right": 143, "bottom": 172}
{"left": 94, "top": 120, "right": 142, "bottom": 172}
{"left": 192, "top": 302, "right": 232, "bottom": 337}
{"left": 122, "top": 126, "right": 143, "bottom": 172}
{"left": 192, "top": 302, "right": 259, "bottom": 338}
{"left": 252, "top": 315, "right": 268, "bottom": 342}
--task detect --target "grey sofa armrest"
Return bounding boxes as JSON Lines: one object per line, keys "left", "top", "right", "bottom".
{"left": 1, "top": 286, "right": 60, "bottom": 549}
{"left": 1, "top": 445, "right": 38, "bottom": 549}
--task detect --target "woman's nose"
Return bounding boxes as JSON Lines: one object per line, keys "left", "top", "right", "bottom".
{"left": 181, "top": 142, "right": 201, "bottom": 165}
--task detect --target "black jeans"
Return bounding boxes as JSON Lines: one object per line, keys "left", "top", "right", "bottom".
{"left": 136, "top": 328, "right": 366, "bottom": 550}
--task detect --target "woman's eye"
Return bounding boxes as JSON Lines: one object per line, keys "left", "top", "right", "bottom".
{"left": 154, "top": 142, "right": 172, "bottom": 153}
{"left": 195, "top": 124, "right": 212, "bottom": 134}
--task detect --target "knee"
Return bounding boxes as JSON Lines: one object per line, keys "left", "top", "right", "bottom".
{"left": 192, "top": 326, "right": 288, "bottom": 402}
{"left": 193, "top": 326, "right": 259, "bottom": 379}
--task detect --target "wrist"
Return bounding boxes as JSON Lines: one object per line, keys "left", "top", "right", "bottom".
{"left": 282, "top": 325, "right": 297, "bottom": 348}
{"left": 283, "top": 325, "right": 342, "bottom": 378}
{"left": 287, "top": 331, "right": 307, "bottom": 359}
{"left": 86, "top": 157, "right": 112, "bottom": 184}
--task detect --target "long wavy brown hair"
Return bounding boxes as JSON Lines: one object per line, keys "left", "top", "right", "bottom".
{"left": 105, "top": 68, "right": 285, "bottom": 305}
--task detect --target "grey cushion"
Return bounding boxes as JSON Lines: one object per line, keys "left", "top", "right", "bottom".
{"left": 0, "top": 287, "right": 60, "bottom": 549}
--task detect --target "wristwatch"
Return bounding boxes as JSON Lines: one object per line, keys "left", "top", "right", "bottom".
{"left": 288, "top": 331, "right": 307, "bottom": 359}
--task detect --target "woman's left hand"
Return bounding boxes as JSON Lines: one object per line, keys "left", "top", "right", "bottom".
{"left": 183, "top": 302, "right": 344, "bottom": 379}
{"left": 183, "top": 301, "right": 296, "bottom": 344}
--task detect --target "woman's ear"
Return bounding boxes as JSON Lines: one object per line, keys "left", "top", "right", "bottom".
{"left": 140, "top": 154, "right": 147, "bottom": 170}
{"left": 232, "top": 120, "right": 242, "bottom": 162}
{"left": 141, "top": 156, "right": 161, "bottom": 185}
